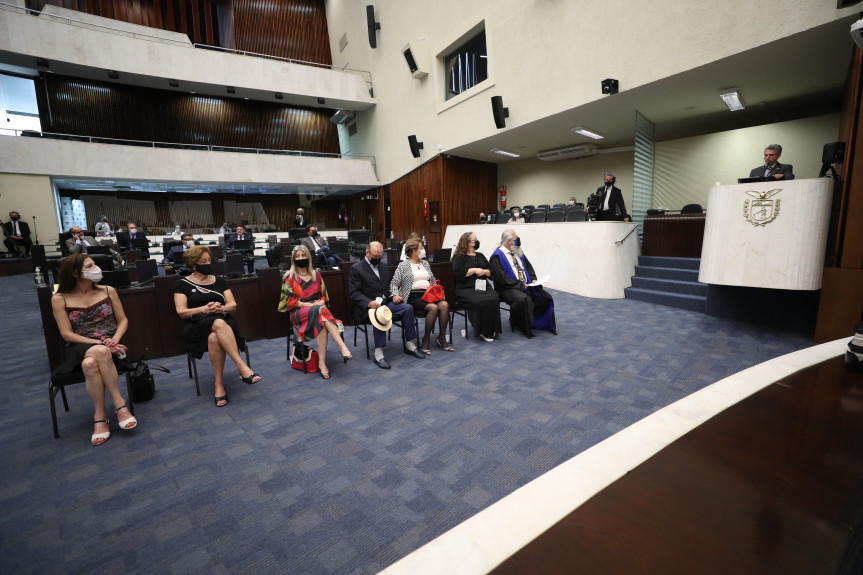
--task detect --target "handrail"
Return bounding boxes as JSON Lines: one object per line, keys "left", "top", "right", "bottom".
{"left": 615, "top": 224, "right": 638, "bottom": 245}
{"left": 0, "top": 128, "right": 376, "bottom": 165}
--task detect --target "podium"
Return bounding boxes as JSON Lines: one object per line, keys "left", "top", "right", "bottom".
{"left": 699, "top": 178, "right": 834, "bottom": 290}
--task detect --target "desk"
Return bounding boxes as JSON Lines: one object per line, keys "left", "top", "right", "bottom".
{"left": 642, "top": 214, "right": 706, "bottom": 258}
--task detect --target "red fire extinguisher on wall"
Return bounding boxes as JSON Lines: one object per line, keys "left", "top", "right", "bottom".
{"left": 499, "top": 185, "right": 507, "bottom": 208}
{"left": 423, "top": 197, "right": 429, "bottom": 219}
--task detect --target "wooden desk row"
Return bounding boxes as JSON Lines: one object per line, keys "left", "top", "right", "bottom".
{"left": 38, "top": 261, "right": 456, "bottom": 371}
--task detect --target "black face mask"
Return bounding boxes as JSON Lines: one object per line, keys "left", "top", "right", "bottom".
{"left": 294, "top": 259, "right": 309, "bottom": 269}
{"left": 311, "top": 231, "right": 318, "bottom": 237}
{"left": 369, "top": 257, "right": 382, "bottom": 266}
{"left": 514, "top": 237, "right": 521, "bottom": 247}
{"left": 473, "top": 239, "right": 480, "bottom": 250}
{"left": 196, "top": 263, "right": 213, "bottom": 275}
{"left": 10, "top": 216, "right": 19, "bottom": 221}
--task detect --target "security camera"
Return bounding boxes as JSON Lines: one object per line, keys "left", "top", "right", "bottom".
{"left": 851, "top": 17, "right": 863, "bottom": 50}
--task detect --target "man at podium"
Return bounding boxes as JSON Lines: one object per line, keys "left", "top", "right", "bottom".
{"left": 749, "top": 144, "right": 795, "bottom": 180}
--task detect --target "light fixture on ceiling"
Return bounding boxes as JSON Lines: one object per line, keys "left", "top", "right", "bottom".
{"left": 571, "top": 126, "right": 604, "bottom": 140}
{"left": 491, "top": 148, "right": 520, "bottom": 158}
{"left": 719, "top": 87, "right": 744, "bottom": 111}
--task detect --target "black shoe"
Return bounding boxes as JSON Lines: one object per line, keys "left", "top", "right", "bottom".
{"left": 373, "top": 357, "right": 391, "bottom": 369}
{"left": 404, "top": 347, "right": 426, "bottom": 359}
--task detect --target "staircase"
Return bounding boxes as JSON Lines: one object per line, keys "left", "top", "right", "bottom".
{"left": 625, "top": 256, "right": 706, "bottom": 312}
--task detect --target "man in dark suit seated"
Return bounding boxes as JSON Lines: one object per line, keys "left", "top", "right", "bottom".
{"left": 301, "top": 225, "right": 341, "bottom": 269}
{"left": 348, "top": 241, "right": 425, "bottom": 369}
{"left": 489, "top": 229, "right": 556, "bottom": 338}
{"left": 593, "top": 172, "right": 631, "bottom": 222}
{"left": 749, "top": 144, "right": 795, "bottom": 180}
{"left": 225, "top": 224, "right": 255, "bottom": 273}
{"left": 162, "top": 233, "right": 195, "bottom": 274}
{"left": 116, "top": 223, "right": 148, "bottom": 251}
{"left": 3, "top": 211, "right": 32, "bottom": 256}
{"left": 65, "top": 226, "right": 122, "bottom": 262}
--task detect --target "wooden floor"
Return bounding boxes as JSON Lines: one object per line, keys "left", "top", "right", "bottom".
{"left": 491, "top": 355, "right": 863, "bottom": 574}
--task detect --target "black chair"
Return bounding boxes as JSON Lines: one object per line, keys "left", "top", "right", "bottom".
{"left": 488, "top": 210, "right": 500, "bottom": 224}
{"left": 522, "top": 204, "right": 536, "bottom": 214}
{"left": 58, "top": 231, "right": 95, "bottom": 257}
{"left": 224, "top": 253, "right": 245, "bottom": 275}
{"left": 529, "top": 210, "right": 547, "bottom": 223}
{"left": 352, "top": 302, "right": 412, "bottom": 359}
{"left": 86, "top": 245, "right": 111, "bottom": 255}
{"left": 90, "top": 254, "right": 114, "bottom": 272}
{"left": 129, "top": 238, "right": 150, "bottom": 253}
{"left": 124, "top": 249, "right": 145, "bottom": 264}
{"left": 163, "top": 240, "right": 182, "bottom": 258}
{"left": 566, "top": 208, "right": 586, "bottom": 222}
{"left": 681, "top": 203, "right": 704, "bottom": 214}
{"left": 100, "top": 269, "right": 131, "bottom": 288}
{"left": 450, "top": 300, "right": 472, "bottom": 340}
{"left": 552, "top": 203, "right": 566, "bottom": 209}
{"left": 187, "top": 341, "right": 251, "bottom": 397}
{"left": 547, "top": 210, "right": 566, "bottom": 222}
{"left": 209, "top": 245, "right": 224, "bottom": 260}
{"left": 265, "top": 248, "right": 279, "bottom": 268}
{"left": 135, "top": 259, "right": 158, "bottom": 285}
{"left": 537, "top": 204, "right": 551, "bottom": 212}
{"left": 49, "top": 345, "right": 134, "bottom": 438}
{"left": 348, "top": 229, "right": 371, "bottom": 257}
{"left": 432, "top": 248, "right": 451, "bottom": 263}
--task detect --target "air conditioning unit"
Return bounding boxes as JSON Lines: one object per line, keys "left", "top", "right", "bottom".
{"left": 536, "top": 143, "right": 599, "bottom": 162}
{"left": 330, "top": 109, "right": 355, "bottom": 125}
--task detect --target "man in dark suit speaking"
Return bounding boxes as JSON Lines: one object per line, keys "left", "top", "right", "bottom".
{"left": 3, "top": 211, "right": 32, "bottom": 256}
{"left": 593, "top": 172, "right": 631, "bottom": 222}
{"left": 348, "top": 241, "right": 425, "bottom": 369}
{"left": 749, "top": 144, "right": 794, "bottom": 180}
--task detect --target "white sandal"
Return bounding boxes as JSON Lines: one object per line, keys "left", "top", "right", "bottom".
{"left": 115, "top": 405, "right": 138, "bottom": 430}
{"left": 91, "top": 419, "right": 111, "bottom": 446}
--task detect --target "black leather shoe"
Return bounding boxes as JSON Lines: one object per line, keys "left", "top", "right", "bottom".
{"left": 373, "top": 357, "right": 391, "bottom": 369}
{"left": 404, "top": 347, "right": 426, "bottom": 359}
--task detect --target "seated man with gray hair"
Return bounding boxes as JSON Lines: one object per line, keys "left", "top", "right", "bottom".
{"left": 749, "top": 144, "right": 794, "bottom": 180}
{"left": 489, "top": 229, "right": 555, "bottom": 338}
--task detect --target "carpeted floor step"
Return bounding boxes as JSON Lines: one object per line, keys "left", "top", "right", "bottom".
{"left": 633, "top": 265, "right": 700, "bottom": 282}
{"left": 637, "top": 256, "right": 701, "bottom": 270}
{"left": 631, "top": 276, "right": 707, "bottom": 297}
{"left": 624, "top": 287, "right": 707, "bottom": 312}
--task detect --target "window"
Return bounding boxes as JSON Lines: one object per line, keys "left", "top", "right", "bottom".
{"left": 444, "top": 31, "right": 487, "bottom": 101}
{"left": 0, "top": 73, "right": 41, "bottom": 136}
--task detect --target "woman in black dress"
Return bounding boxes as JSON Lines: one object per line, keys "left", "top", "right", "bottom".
{"left": 173, "top": 245, "right": 261, "bottom": 407}
{"left": 451, "top": 232, "right": 501, "bottom": 342}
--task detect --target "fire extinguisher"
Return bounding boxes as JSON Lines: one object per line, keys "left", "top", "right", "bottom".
{"left": 423, "top": 197, "right": 429, "bottom": 218}
{"left": 499, "top": 185, "right": 507, "bottom": 208}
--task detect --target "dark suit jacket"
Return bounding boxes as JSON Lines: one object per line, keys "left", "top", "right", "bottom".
{"left": 749, "top": 162, "right": 795, "bottom": 180}
{"left": 300, "top": 235, "right": 328, "bottom": 253}
{"left": 294, "top": 216, "right": 305, "bottom": 228}
{"left": 226, "top": 233, "right": 255, "bottom": 250}
{"left": 3, "top": 220, "right": 31, "bottom": 240}
{"left": 116, "top": 230, "right": 148, "bottom": 249}
{"left": 595, "top": 185, "right": 628, "bottom": 220}
{"left": 348, "top": 257, "right": 392, "bottom": 323}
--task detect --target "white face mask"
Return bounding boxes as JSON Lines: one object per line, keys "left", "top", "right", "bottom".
{"left": 82, "top": 268, "right": 103, "bottom": 282}
{"left": 513, "top": 212, "right": 520, "bottom": 218}
{"left": 185, "top": 240, "right": 195, "bottom": 247}
{"left": 419, "top": 249, "right": 426, "bottom": 259}
{"left": 128, "top": 228, "right": 137, "bottom": 235}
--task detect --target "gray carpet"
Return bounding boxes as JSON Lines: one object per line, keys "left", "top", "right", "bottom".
{"left": 0, "top": 271, "right": 815, "bottom": 574}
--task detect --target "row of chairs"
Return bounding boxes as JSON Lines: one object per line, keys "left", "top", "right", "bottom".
{"left": 486, "top": 204, "right": 587, "bottom": 223}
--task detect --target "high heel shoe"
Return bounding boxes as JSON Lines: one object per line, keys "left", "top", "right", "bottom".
{"left": 214, "top": 391, "right": 229, "bottom": 407}
{"left": 435, "top": 337, "right": 455, "bottom": 352}
{"left": 239, "top": 372, "right": 262, "bottom": 385}
{"left": 420, "top": 335, "right": 431, "bottom": 355}
{"left": 342, "top": 352, "right": 354, "bottom": 363}
{"left": 115, "top": 405, "right": 137, "bottom": 430}
{"left": 91, "top": 419, "right": 111, "bottom": 446}
{"left": 320, "top": 370, "right": 331, "bottom": 380}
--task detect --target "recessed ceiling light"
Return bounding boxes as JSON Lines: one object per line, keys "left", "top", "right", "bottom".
{"left": 491, "top": 148, "right": 520, "bottom": 158}
{"left": 719, "top": 87, "right": 744, "bottom": 111}
{"left": 571, "top": 126, "right": 604, "bottom": 139}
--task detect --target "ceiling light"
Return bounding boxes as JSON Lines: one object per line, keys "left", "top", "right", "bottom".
{"left": 491, "top": 148, "right": 520, "bottom": 158}
{"left": 571, "top": 126, "right": 604, "bottom": 139}
{"left": 719, "top": 87, "right": 744, "bottom": 111}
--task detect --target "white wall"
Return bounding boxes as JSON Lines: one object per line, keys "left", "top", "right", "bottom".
{"left": 0, "top": 173, "right": 60, "bottom": 243}
{"left": 325, "top": 0, "right": 856, "bottom": 185}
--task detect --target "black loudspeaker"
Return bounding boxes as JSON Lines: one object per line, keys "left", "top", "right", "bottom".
{"left": 491, "top": 96, "right": 509, "bottom": 129}
{"left": 601, "top": 78, "right": 619, "bottom": 95}
{"left": 366, "top": 5, "right": 380, "bottom": 49}
{"left": 822, "top": 141, "right": 846, "bottom": 164}
{"left": 408, "top": 135, "right": 423, "bottom": 158}
{"left": 403, "top": 46, "right": 419, "bottom": 74}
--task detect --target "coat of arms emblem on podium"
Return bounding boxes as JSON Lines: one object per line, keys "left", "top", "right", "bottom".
{"left": 743, "top": 189, "right": 781, "bottom": 226}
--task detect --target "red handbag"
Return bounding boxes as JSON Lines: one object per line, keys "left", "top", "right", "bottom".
{"left": 421, "top": 280, "right": 445, "bottom": 303}
{"left": 291, "top": 343, "right": 319, "bottom": 373}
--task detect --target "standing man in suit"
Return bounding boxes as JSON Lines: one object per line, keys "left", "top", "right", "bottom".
{"left": 348, "top": 241, "right": 425, "bottom": 369}
{"left": 749, "top": 144, "right": 795, "bottom": 180}
{"left": 226, "top": 224, "right": 255, "bottom": 273}
{"left": 3, "top": 211, "right": 32, "bottom": 256}
{"left": 294, "top": 208, "right": 306, "bottom": 228}
{"left": 301, "top": 225, "right": 341, "bottom": 269}
{"left": 116, "top": 223, "right": 148, "bottom": 251}
{"left": 594, "top": 172, "right": 631, "bottom": 222}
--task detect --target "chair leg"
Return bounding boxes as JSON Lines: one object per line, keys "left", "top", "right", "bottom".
{"left": 187, "top": 353, "right": 193, "bottom": 378}
{"left": 124, "top": 373, "right": 135, "bottom": 415}
{"left": 188, "top": 352, "right": 201, "bottom": 396}
{"left": 60, "top": 386, "right": 69, "bottom": 411}
{"left": 49, "top": 385, "right": 60, "bottom": 438}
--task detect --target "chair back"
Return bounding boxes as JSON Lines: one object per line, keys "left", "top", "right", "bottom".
{"left": 135, "top": 259, "right": 158, "bottom": 284}
{"left": 529, "top": 210, "right": 547, "bottom": 223}
{"left": 566, "top": 208, "right": 586, "bottom": 222}
{"left": 101, "top": 269, "right": 131, "bottom": 288}
{"left": 681, "top": 203, "right": 704, "bottom": 214}
{"left": 537, "top": 204, "right": 551, "bottom": 211}
{"left": 86, "top": 245, "right": 111, "bottom": 255}
{"left": 90, "top": 254, "right": 114, "bottom": 272}
{"left": 265, "top": 248, "right": 279, "bottom": 268}
{"left": 552, "top": 203, "right": 566, "bottom": 209}
{"left": 547, "top": 210, "right": 566, "bottom": 222}
{"left": 209, "top": 245, "right": 224, "bottom": 260}
{"left": 432, "top": 248, "right": 451, "bottom": 263}
{"left": 162, "top": 240, "right": 182, "bottom": 258}
{"left": 224, "top": 253, "right": 245, "bottom": 275}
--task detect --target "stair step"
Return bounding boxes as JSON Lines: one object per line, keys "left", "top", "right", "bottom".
{"left": 631, "top": 276, "right": 707, "bottom": 296}
{"left": 634, "top": 266, "right": 700, "bottom": 282}
{"left": 638, "top": 256, "right": 701, "bottom": 270}
{"left": 624, "top": 287, "right": 706, "bottom": 312}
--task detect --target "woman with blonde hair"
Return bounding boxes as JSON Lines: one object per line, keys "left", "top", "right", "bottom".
{"left": 278, "top": 245, "right": 353, "bottom": 379}
{"left": 174, "top": 245, "right": 261, "bottom": 407}
{"left": 51, "top": 253, "right": 137, "bottom": 445}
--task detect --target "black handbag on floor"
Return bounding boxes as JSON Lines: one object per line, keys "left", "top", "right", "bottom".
{"left": 130, "top": 348, "right": 170, "bottom": 402}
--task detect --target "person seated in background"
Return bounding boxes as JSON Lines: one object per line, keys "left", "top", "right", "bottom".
{"left": 294, "top": 208, "right": 306, "bottom": 228}
{"left": 749, "top": 144, "right": 795, "bottom": 180}
{"left": 301, "top": 225, "right": 342, "bottom": 269}
{"left": 66, "top": 226, "right": 122, "bottom": 261}
{"left": 173, "top": 245, "right": 261, "bottom": 407}
{"left": 477, "top": 212, "right": 488, "bottom": 224}
{"left": 269, "top": 242, "right": 292, "bottom": 273}
{"left": 3, "top": 211, "right": 33, "bottom": 256}
{"left": 348, "top": 241, "right": 425, "bottom": 369}
{"left": 226, "top": 224, "right": 255, "bottom": 273}
{"left": 451, "top": 232, "right": 501, "bottom": 342}
{"left": 50, "top": 254, "right": 137, "bottom": 445}
{"left": 400, "top": 232, "right": 422, "bottom": 261}
{"left": 162, "top": 233, "right": 195, "bottom": 274}
{"left": 490, "top": 229, "right": 556, "bottom": 338}
{"left": 390, "top": 237, "right": 452, "bottom": 354}
{"left": 507, "top": 208, "right": 526, "bottom": 223}
{"left": 94, "top": 215, "right": 113, "bottom": 237}
{"left": 278, "top": 245, "right": 353, "bottom": 380}
{"left": 568, "top": 196, "right": 577, "bottom": 206}
{"left": 116, "top": 223, "right": 148, "bottom": 251}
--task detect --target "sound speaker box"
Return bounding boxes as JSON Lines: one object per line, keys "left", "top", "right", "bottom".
{"left": 366, "top": 5, "right": 380, "bottom": 49}
{"left": 491, "top": 96, "right": 509, "bottom": 129}
{"left": 408, "top": 135, "right": 423, "bottom": 158}
{"left": 822, "top": 141, "right": 846, "bottom": 164}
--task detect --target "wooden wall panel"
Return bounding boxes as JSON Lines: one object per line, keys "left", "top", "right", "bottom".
{"left": 36, "top": 74, "right": 339, "bottom": 153}
{"left": 389, "top": 158, "right": 442, "bottom": 249}
{"left": 230, "top": 0, "right": 331, "bottom": 64}
{"left": 440, "top": 154, "right": 497, "bottom": 245}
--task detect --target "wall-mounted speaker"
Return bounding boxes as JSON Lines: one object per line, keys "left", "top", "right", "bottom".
{"left": 491, "top": 96, "right": 509, "bottom": 129}
{"left": 401, "top": 41, "right": 429, "bottom": 79}
{"left": 822, "top": 141, "right": 846, "bottom": 164}
{"left": 366, "top": 5, "right": 381, "bottom": 49}
{"left": 408, "top": 135, "right": 424, "bottom": 158}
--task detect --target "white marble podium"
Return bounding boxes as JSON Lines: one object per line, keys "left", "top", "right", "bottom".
{"left": 441, "top": 222, "right": 640, "bottom": 299}
{"left": 698, "top": 178, "right": 833, "bottom": 290}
